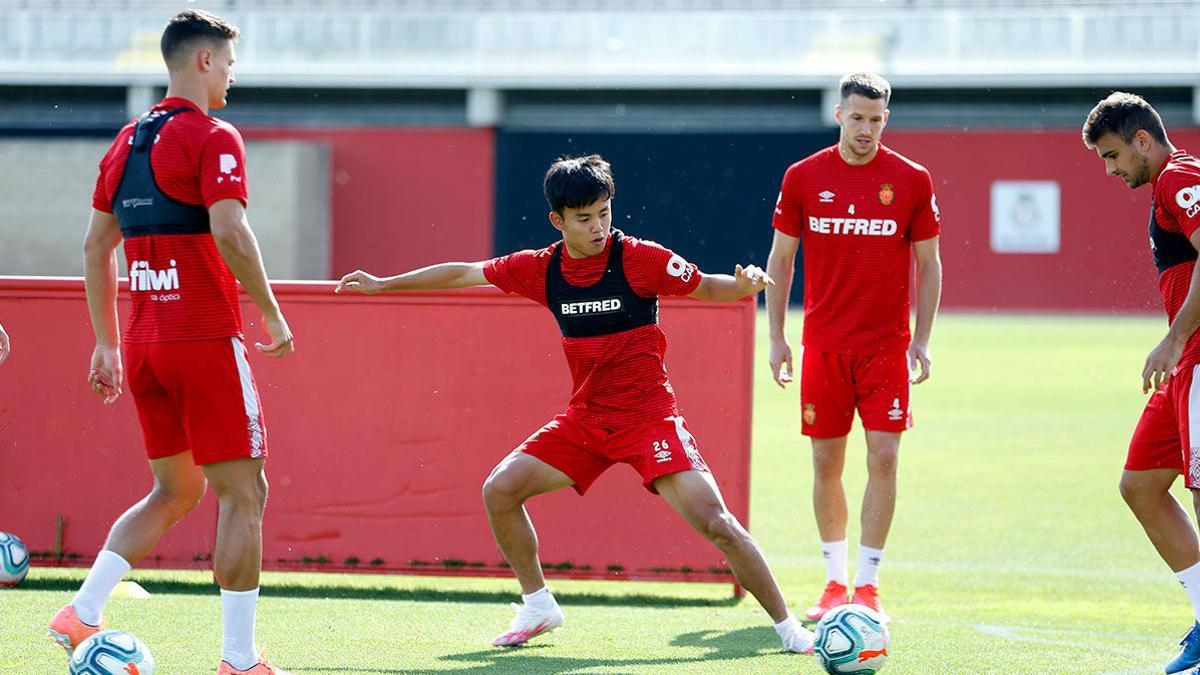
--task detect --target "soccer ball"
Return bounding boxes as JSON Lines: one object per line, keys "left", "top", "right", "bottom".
{"left": 69, "top": 630, "right": 156, "bottom": 675}
{"left": 813, "top": 603, "right": 890, "bottom": 674}
{"left": 0, "top": 531, "right": 29, "bottom": 587}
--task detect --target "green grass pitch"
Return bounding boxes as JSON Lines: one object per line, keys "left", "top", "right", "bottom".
{"left": 1, "top": 311, "right": 1191, "bottom": 673}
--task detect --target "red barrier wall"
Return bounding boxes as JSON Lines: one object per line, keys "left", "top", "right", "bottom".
{"left": 241, "top": 127, "right": 495, "bottom": 281}
{"left": 886, "top": 129, "right": 1200, "bottom": 312}
{"left": 0, "top": 278, "right": 753, "bottom": 585}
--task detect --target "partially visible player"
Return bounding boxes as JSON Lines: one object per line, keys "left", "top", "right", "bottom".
{"left": 0, "top": 321, "right": 9, "bottom": 364}
{"left": 47, "top": 11, "right": 294, "bottom": 675}
{"left": 1084, "top": 92, "right": 1200, "bottom": 675}
{"left": 765, "top": 72, "right": 942, "bottom": 624}
{"left": 337, "top": 154, "right": 815, "bottom": 655}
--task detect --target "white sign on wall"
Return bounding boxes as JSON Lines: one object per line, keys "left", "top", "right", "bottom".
{"left": 989, "top": 180, "right": 1061, "bottom": 254}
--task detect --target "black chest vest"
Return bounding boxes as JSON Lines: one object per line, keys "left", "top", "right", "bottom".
{"left": 1149, "top": 201, "right": 1197, "bottom": 274}
{"left": 546, "top": 231, "right": 659, "bottom": 338}
{"left": 111, "top": 107, "right": 211, "bottom": 239}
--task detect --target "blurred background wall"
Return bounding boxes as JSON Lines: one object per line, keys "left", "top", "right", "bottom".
{"left": 0, "top": 0, "right": 1197, "bottom": 311}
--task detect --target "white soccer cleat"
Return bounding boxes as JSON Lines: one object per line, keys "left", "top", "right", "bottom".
{"left": 491, "top": 601, "right": 565, "bottom": 647}
{"left": 781, "top": 623, "right": 816, "bottom": 654}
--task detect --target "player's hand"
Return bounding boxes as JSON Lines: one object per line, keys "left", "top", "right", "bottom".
{"left": 734, "top": 264, "right": 775, "bottom": 296}
{"left": 335, "top": 270, "right": 384, "bottom": 295}
{"left": 88, "top": 344, "right": 123, "bottom": 404}
{"left": 256, "top": 313, "right": 295, "bottom": 358}
{"left": 908, "top": 341, "right": 932, "bottom": 384}
{"left": 1143, "top": 335, "right": 1184, "bottom": 393}
{"left": 0, "top": 322, "right": 9, "bottom": 365}
{"left": 769, "top": 338, "right": 794, "bottom": 389}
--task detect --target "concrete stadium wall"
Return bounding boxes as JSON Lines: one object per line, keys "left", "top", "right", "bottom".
{"left": 0, "top": 138, "right": 330, "bottom": 280}
{"left": 0, "top": 278, "right": 753, "bottom": 584}
{"left": 241, "top": 127, "right": 495, "bottom": 282}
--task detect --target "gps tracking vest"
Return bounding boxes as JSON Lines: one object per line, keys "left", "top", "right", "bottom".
{"left": 546, "top": 230, "right": 658, "bottom": 338}
{"left": 111, "top": 108, "right": 210, "bottom": 239}
{"left": 1150, "top": 202, "right": 1198, "bottom": 274}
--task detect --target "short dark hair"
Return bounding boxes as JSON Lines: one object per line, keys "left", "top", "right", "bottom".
{"left": 543, "top": 154, "right": 616, "bottom": 214}
{"left": 1082, "top": 92, "right": 1169, "bottom": 148}
{"left": 161, "top": 10, "right": 240, "bottom": 69}
{"left": 839, "top": 72, "right": 891, "bottom": 105}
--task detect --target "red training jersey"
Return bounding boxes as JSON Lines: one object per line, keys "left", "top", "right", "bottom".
{"left": 1150, "top": 150, "right": 1200, "bottom": 368}
{"left": 93, "top": 97, "right": 249, "bottom": 343}
{"left": 773, "top": 144, "right": 941, "bottom": 355}
{"left": 483, "top": 234, "right": 702, "bottom": 427}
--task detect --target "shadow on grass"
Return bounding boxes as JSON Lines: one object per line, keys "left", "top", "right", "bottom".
{"left": 388, "top": 626, "right": 792, "bottom": 674}
{"left": 18, "top": 577, "right": 739, "bottom": 609}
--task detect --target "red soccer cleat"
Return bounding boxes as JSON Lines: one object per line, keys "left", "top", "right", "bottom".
{"left": 851, "top": 584, "right": 892, "bottom": 624}
{"left": 805, "top": 581, "right": 849, "bottom": 621}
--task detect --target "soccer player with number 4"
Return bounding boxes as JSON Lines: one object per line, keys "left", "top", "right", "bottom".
{"left": 1084, "top": 92, "right": 1200, "bottom": 675}
{"left": 337, "top": 154, "right": 817, "bottom": 654}
{"left": 765, "top": 72, "right": 943, "bottom": 625}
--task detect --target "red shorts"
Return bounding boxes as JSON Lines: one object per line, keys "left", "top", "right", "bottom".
{"left": 125, "top": 337, "right": 267, "bottom": 465}
{"left": 517, "top": 414, "right": 709, "bottom": 495}
{"left": 1127, "top": 363, "right": 1200, "bottom": 486}
{"left": 800, "top": 348, "right": 912, "bottom": 438}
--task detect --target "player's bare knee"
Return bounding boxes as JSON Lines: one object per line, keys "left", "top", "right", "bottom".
{"left": 812, "top": 454, "right": 843, "bottom": 482}
{"left": 1118, "top": 474, "right": 1153, "bottom": 510}
{"left": 482, "top": 471, "right": 522, "bottom": 512}
{"left": 701, "top": 510, "right": 745, "bottom": 549}
{"left": 866, "top": 446, "right": 899, "bottom": 477}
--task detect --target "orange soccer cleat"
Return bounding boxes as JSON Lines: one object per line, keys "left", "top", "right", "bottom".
{"left": 47, "top": 604, "right": 104, "bottom": 652}
{"left": 217, "top": 655, "right": 291, "bottom": 674}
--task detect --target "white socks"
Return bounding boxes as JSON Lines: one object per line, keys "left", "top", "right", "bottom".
{"left": 821, "top": 540, "right": 884, "bottom": 587}
{"left": 853, "top": 545, "right": 885, "bottom": 588}
{"left": 220, "top": 588, "right": 260, "bottom": 671}
{"left": 1176, "top": 561, "right": 1200, "bottom": 623}
{"left": 821, "top": 539, "right": 849, "bottom": 585}
{"left": 522, "top": 586, "right": 555, "bottom": 610}
{"left": 72, "top": 549, "right": 131, "bottom": 625}
{"left": 774, "top": 612, "right": 799, "bottom": 637}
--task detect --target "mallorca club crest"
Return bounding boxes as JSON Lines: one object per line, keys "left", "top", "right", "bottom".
{"left": 879, "top": 183, "right": 895, "bottom": 206}
{"left": 803, "top": 403, "right": 816, "bottom": 425}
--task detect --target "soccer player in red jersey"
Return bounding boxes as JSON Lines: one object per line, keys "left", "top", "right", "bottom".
{"left": 48, "top": 11, "right": 294, "bottom": 675}
{"left": 764, "top": 72, "right": 943, "bottom": 623}
{"left": 336, "top": 154, "right": 816, "bottom": 654}
{"left": 1085, "top": 92, "right": 1200, "bottom": 674}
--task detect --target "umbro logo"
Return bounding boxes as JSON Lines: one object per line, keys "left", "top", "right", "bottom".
{"left": 819, "top": 190, "right": 835, "bottom": 203}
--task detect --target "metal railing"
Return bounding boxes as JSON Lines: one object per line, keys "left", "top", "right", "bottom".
{"left": 0, "top": 5, "right": 1195, "bottom": 88}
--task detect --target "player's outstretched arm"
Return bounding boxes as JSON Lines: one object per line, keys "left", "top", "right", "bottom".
{"left": 765, "top": 230, "right": 800, "bottom": 388}
{"left": 335, "top": 262, "right": 489, "bottom": 295}
{"left": 688, "top": 264, "right": 774, "bottom": 303}
{"left": 1144, "top": 228, "right": 1200, "bottom": 393}
{"left": 209, "top": 199, "right": 295, "bottom": 358}
{"left": 909, "top": 235, "right": 942, "bottom": 385}
{"left": 83, "top": 209, "right": 124, "bottom": 403}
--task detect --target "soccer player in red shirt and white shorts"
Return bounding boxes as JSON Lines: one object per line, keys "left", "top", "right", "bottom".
{"left": 765, "top": 72, "right": 943, "bottom": 624}
{"left": 336, "top": 154, "right": 816, "bottom": 654}
{"left": 47, "top": 11, "right": 294, "bottom": 675}
{"left": 1085, "top": 93, "right": 1200, "bottom": 674}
